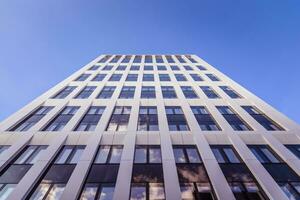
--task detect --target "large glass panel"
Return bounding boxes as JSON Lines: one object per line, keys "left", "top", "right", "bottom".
{"left": 180, "top": 183, "right": 194, "bottom": 200}
{"left": 95, "top": 146, "right": 110, "bottom": 163}
{"left": 211, "top": 148, "right": 225, "bottom": 163}
{"left": 109, "top": 147, "right": 122, "bottom": 163}
{"left": 69, "top": 148, "right": 84, "bottom": 164}
{"left": 55, "top": 147, "right": 73, "bottom": 164}
{"left": 134, "top": 148, "right": 147, "bottom": 163}
{"left": 223, "top": 148, "right": 240, "bottom": 163}
{"left": 29, "top": 184, "right": 51, "bottom": 200}
{"left": 130, "top": 185, "right": 146, "bottom": 200}
{"left": 0, "top": 184, "right": 16, "bottom": 200}
{"left": 27, "top": 146, "right": 47, "bottom": 164}
{"left": 98, "top": 186, "right": 115, "bottom": 200}
{"left": 149, "top": 183, "right": 165, "bottom": 200}
{"left": 45, "top": 184, "right": 65, "bottom": 200}
{"left": 14, "top": 146, "right": 36, "bottom": 164}
{"left": 261, "top": 148, "right": 280, "bottom": 163}
{"left": 186, "top": 148, "right": 201, "bottom": 163}
{"left": 79, "top": 185, "right": 97, "bottom": 200}
{"left": 173, "top": 148, "right": 186, "bottom": 163}
{"left": 149, "top": 148, "right": 162, "bottom": 163}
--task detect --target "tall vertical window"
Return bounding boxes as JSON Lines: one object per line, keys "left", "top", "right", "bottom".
{"left": 185, "top": 55, "right": 197, "bottom": 63}
{"left": 181, "top": 86, "right": 198, "bottom": 99}
{"left": 175, "top": 74, "right": 187, "bottom": 81}
{"left": 75, "top": 86, "right": 96, "bottom": 99}
{"left": 145, "top": 55, "right": 153, "bottom": 63}
{"left": 242, "top": 106, "right": 284, "bottom": 131}
{"left": 109, "top": 74, "right": 122, "bottom": 81}
{"left": 190, "top": 74, "right": 203, "bottom": 81}
{"left": 119, "top": 86, "right": 135, "bottom": 99}
{"left": 217, "top": 106, "right": 252, "bottom": 131}
{"left": 191, "top": 106, "right": 221, "bottom": 131}
{"left": 206, "top": 74, "right": 220, "bottom": 81}
{"left": 121, "top": 55, "right": 132, "bottom": 63}
{"left": 159, "top": 74, "right": 170, "bottom": 81}
{"left": 165, "top": 55, "right": 175, "bottom": 63}
{"left": 74, "top": 106, "right": 105, "bottom": 131}
{"left": 165, "top": 106, "right": 190, "bottom": 131}
{"left": 97, "top": 86, "right": 116, "bottom": 99}
{"left": 155, "top": 55, "right": 164, "bottom": 63}
{"left": 175, "top": 55, "right": 186, "bottom": 63}
{"left": 88, "top": 65, "right": 99, "bottom": 71}
{"left": 92, "top": 74, "right": 106, "bottom": 82}
{"left": 29, "top": 146, "right": 85, "bottom": 200}
{"left": 126, "top": 74, "right": 138, "bottom": 82}
{"left": 42, "top": 106, "right": 79, "bottom": 131}
{"left": 98, "top": 55, "right": 112, "bottom": 63}
{"left": 200, "top": 86, "right": 220, "bottom": 99}
{"left": 133, "top": 56, "right": 142, "bottom": 63}
{"left": 141, "top": 86, "right": 156, "bottom": 99}
{"left": 286, "top": 145, "right": 300, "bottom": 159}
{"left": 143, "top": 74, "right": 154, "bottom": 82}
{"left": 219, "top": 86, "right": 241, "bottom": 99}
{"left": 116, "top": 65, "right": 127, "bottom": 71}
{"left": 52, "top": 86, "right": 77, "bottom": 99}
{"left": 211, "top": 145, "right": 267, "bottom": 200}
{"left": 130, "top": 65, "right": 140, "bottom": 71}
{"left": 161, "top": 86, "right": 177, "bottom": 99}
{"left": 110, "top": 55, "right": 122, "bottom": 63}
{"left": 137, "top": 106, "right": 159, "bottom": 131}
{"left": 75, "top": 74, "right": 91, "bottom": 81}
{"left": 248, "top": 145, "right": 300, "bottom": 200}
{"left": 9, "top": 106, "right": 53, "bottom": 131}
{"left": 106, "top": 106, "right": 131, "bottom": 131}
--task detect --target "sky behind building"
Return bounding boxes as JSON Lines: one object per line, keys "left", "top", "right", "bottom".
{"left": 0, "top": 0, "right": 300, "bottom": 123}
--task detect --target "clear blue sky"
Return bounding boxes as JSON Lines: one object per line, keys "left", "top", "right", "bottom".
{"left": 0, "top": 0, "right": 300, "bottom": 124}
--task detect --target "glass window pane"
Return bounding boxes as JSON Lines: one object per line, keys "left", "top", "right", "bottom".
{"left": 280, "top": 183, "right": 300, "bottom": 200}
{"left": 0, "top": 184, "right": 16, "bottom": 200}
{"left": 223, "top": 148, "right": 240, "bottom": 163}
{"left": 15, "top": 146, "right": 36, "bottom": 164}
{"left": 27, "top": 146, "right": 47, "bottom": 164}
{"left": 134, "top": 148, "right": 147, "bottom": 163}
{"left": 55, "top": 147, "right": 73, "bottom": 164}
{"left": 98, "top": 186, "right": 115, "bottom": 200}
{"left": 250, "top": 148, "right": 267, "bottom": 163}
{"left": 244, "top": 182, "right": 259, "bottom": 193}
{"left": 130, "top": 186, "right": 146, "bottom": 200}
{"left": 95, "top": 146, "right": 110, "bottom": 164}
{"left": 79, "top": 185, "right": 97, "bottom": 200}
{"left": 29, "top": 184, "right": 51, "bottom": 200}
{"left": 180, "top": 183, "right": 194, "bottom": 199}
{"left": 173, "top": 148, "right": 186, "bottom": 163}
{"left": 45, "top": 184, "right": 65, "bottom": 200}
{"left": 69, "top": 147, "right": 85, "bottom": 164}
{"left": 149, "top": 183, "right": 165, "bottom": 200}
{"left": 261, "top": 148, "right": 280, "bottom": 163}
{"left": 186, "top": 148, "right": 201, "bottom": 163}
{"left": 196, "top": 183, "right": 211, "bottom": 193}
{"left": 149, "top": 148, "right": 162, "bottom": 163}
{"left": 109, "top": 147, "right": 123, "bottom": 163}
{"left": 212, "top": 148, "right": 225, "bottom": 163}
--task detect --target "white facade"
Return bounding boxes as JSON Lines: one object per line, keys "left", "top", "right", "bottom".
{"left": 0, "top": 54, "right": 299, "bottom": 200}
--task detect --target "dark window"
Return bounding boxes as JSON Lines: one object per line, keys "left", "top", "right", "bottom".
{"left": 121, "top": 55, "right": 132, "bottom": 63}
{"left": 54, "top": 146, "right": 85, "bottom": 164}
{"left": 94, "top": 145, "right": 123, "bottom": 164}
{"left": 217, "top": 106, "right": 252, "bottom": 131}
{"left": 106, "top": 106, "right": 131, "bottom": 131}
{"left": 88, "top": 65, "right": 99, "bottom": 71}
{"left": 159, "top": 74, "right": 170, "bottom": 81}
{"left": 190, "top": 74, "right": 203, "bottom": 81}
{"left": 74, "top": 86, "right": 96, "bottom": 99}
{"left": 97, "top": 86, "right": 116, "bottom": 99}
{"left": 206, "top": 74, "right": 220, "bottom": 81}
{"left": 175, "top": 55, "right": 186, "bottom": 63}
{"left": 42, "top": 106, "right": 79, "bottom": 131}
{"left": 137, "top": 107, "right": 159, "bottom": 131}
{"left": 75, "top": 74, "right": 91, "bottom": 81}
{"left": 133, "top": 56, "right": 142, "bottom": 63}
{"left": 130, "top": 65, "right": 140, "bottom": 71}
{"left": 8, "top": 106, "right": 53, "bottom": 132}
{"left": 173, "top": 146, "right": 202, "bottom": 164}
{"left": 175, "top": 74, "right": 187, "bottom": 81}
{"left": 242, "top": 106, "right": 284, "bottom": 131}
{"left": 52, "top": 86, "right": 76, "bottom": 99}
{"left": 110, "top": 55, "right": 122, "bottom": 63}
{"left": 211, "top": 146, "right": 241, "bottom": 164}
{"left": 181, "top": 86, "right": 198, "bottom": 99}
{"left": 219, "top": 86, "right": 241, "bottom": 99}
{"left": 116, "top": 65, "right": 127, "bottom": 71}
{"left": 109, "top": 74, "right": 122, "bottom": 81}
{"left": 144, "top": 65, "right": 153, "bottom": 71}
{"left": 103, "top": 65, "right": 113, "bottom": 71}
{"left": 157, "top": 65, "right": 167, "bottom": 71}
{"left": 134, "top": 146, "right": 162, "bottom": 164}
{"left": 155, "top": 55, "right": 164, "bottom": 63}
{"left": 165, "top": 55, "right": 175, "bottom": 63}
{"left": 126, "top": 74, "right": 138, "bottom": 82}
{"left": 119, "top": 86, "right": 135, "bottom": 99}
{"left": 141, "top": 86, "right": 156, "bottom": 99}
{"left": 145, "top": 55, "right": 153, "bottom": 63}
{"left": 161, "top": 86, "right": 177, "bottom": 99}
{"left": 185, "top": 55, "right": 198, "bottom": 63}
{"left": 183, "top": 65, "right": 193, "bottom": 71}
{"left": 200, "top": 86, "right": 219, "bottom": 99}
{"left": 286, "top": 145, "right": 300, "bottom": 159}
{"left": 191, "top": 106, "right": 221, "bottom": 131}
{"left": 165, "top": 106, "right": 190, "bottom": 131}
{"left": 74, "top": 106, "right": 105, "bottom": 131}
{"left": 171, "top": 65, "right": 180, "bottom": 71}
{"left": 196, "top": 65, "right": 206, "bottom": 71}
{"left": 92, "top": 74, "right": 106, "bottom": 81}
{"left": 98, "top": 55, "right": 112, "bottom": 63}
{"left": 143, "top": 74, "right": 154, "bottom": 82}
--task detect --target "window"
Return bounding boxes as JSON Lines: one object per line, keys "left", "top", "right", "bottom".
{"left": 181, "top": 86, "right": 198, "bottom": 99}
{"left": 175, "top": 74, "right": 187, "bottom": 81}
{"left": 200, "top": 86, "right": 219, "bottom": 99}
{"left": 92, "top": 74, "right": 106, "bottom": 81}
{"left": 75, "top": 86, "right": 96, "bottom": 99}
{"left": 8, "top": 106, "right": 53, "bottom": 132}
{"left": 133, "top": 56, "right": 142, "bottom": 63}
{"left": 191, "top": 106, "right": 221, "bottom": 131}
{"left": 42, "top": 106, "right": 79, "bottom": 131}
{"left": 98, "top": 55, "right": 112, "bottom": 63}
{"left": 103, "top": 65, "right": 113, "bottom": 71}
{"left": 196, "top": 65, "right": 206, "bottom": 71}
{"left": 145, "top": 55, "right": 153, "bottom": 63}
{"left": 121, "top": 55, "right": 132, "bottom": 63}
{"left": 137, "top": 106, "right": 159, "bottom": 131}
{"left": 144, "top": 65, "right": 153, "bottom": 71}
{"left": 141, "top": 86, "right": 156, "bottom": 99}
{"left": 165, "top": 55, "right": 175, "bottom": 63}
{"left": 206, "top": 74, "right": 220, "bottom": 81}
{"left": 161, "top": 86, "right": 177, "bottom": 99}
{"left": 88, "top": 65, "right": 99, "bottom": 71}
{"left": 134, "top": 146, "right": 162, "bottom": 163}
{"left": 109, "top": 74, "right": 122, "bottom": 81}
{"left": 74, "top": 106, "right": 105, "bottom": 131}
{"left": 15, "top": 146, "right": 47, "bottom": 164}
{"left": 173, "top": 146, "right": 202, "bottom": 164}
{"left": 126, "top": 74, "right": 138, "bottom": 82}
{"left": 80, "top": 184, "right": 115, "bottom": 200}
{"left": 219, "top": 86, "right": 241, "bottom": 99}
{"left": 0, "top": 146, "right": 10, "bottom": 155}
{"left": 119, "top": 86, "right": 135, "bottom": 99}
{"left": 155, "top": 55, "right": 164, "bottom": 63}
{"left": 94, "top": 145, "right": 123, "bottom": 164}
{"left": 217, "top": 106, "right": 252, "bottom": 131}
{"left": 242, "top": 106, "right": 284, "bottom": 131}
{"left": 286, "top": 145, "right": 300, "bottom": 159}
{"left": 211, "top": 146, "right": 241, "bottom": 164}
{"left": 165, "top": 106, "right": 189, "bottom": 131}
{"left": 190, "top": 74, "right": 203, "bottom": 81}
{"left": 248, "top": 145, "right": 281, "bottom": 164}
{"left": 185, "top": 55, "right": 197, "bottom": 63}
{"left": 116, "top": 65, "right": 127, "bottom": 71}
{"left": 159, "top": 74, "right": 170, "bottom": 81}
{"left": 110, "top": 55, "right": 122, "bottom": 63}
{"left": 52, "top": 86, "right": 76, "bottom": 99}
{"left": 97, "top": 86, "right": 116, "bottom": 99}
{"left": 171, "top": 65, "right": 180, "bottom": 71}
{"left": 130, "top": 183, "right": 165, "bottom": 200}
{"left": 106, "top": 106, "right": 131, "bottom": 131}
{"left": 157, "top": 65, "right": 167, "bottom": 71}
{"left": 75, "top": 74, "right": 91, "bottom": 81}
{"left": 130, "top": 65, "right": 140, "bottom": 71}
{"left": 54, "top": 146, "right": 85, "bottom": 164}
{"left": 143, "top": 74, "right": 154, "bottom": 82}
{"left": 175, "top": 55, "right": 186, "bottom": 63}
{"left": 183, "top": 65, "right": 193, "bottom": 71}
